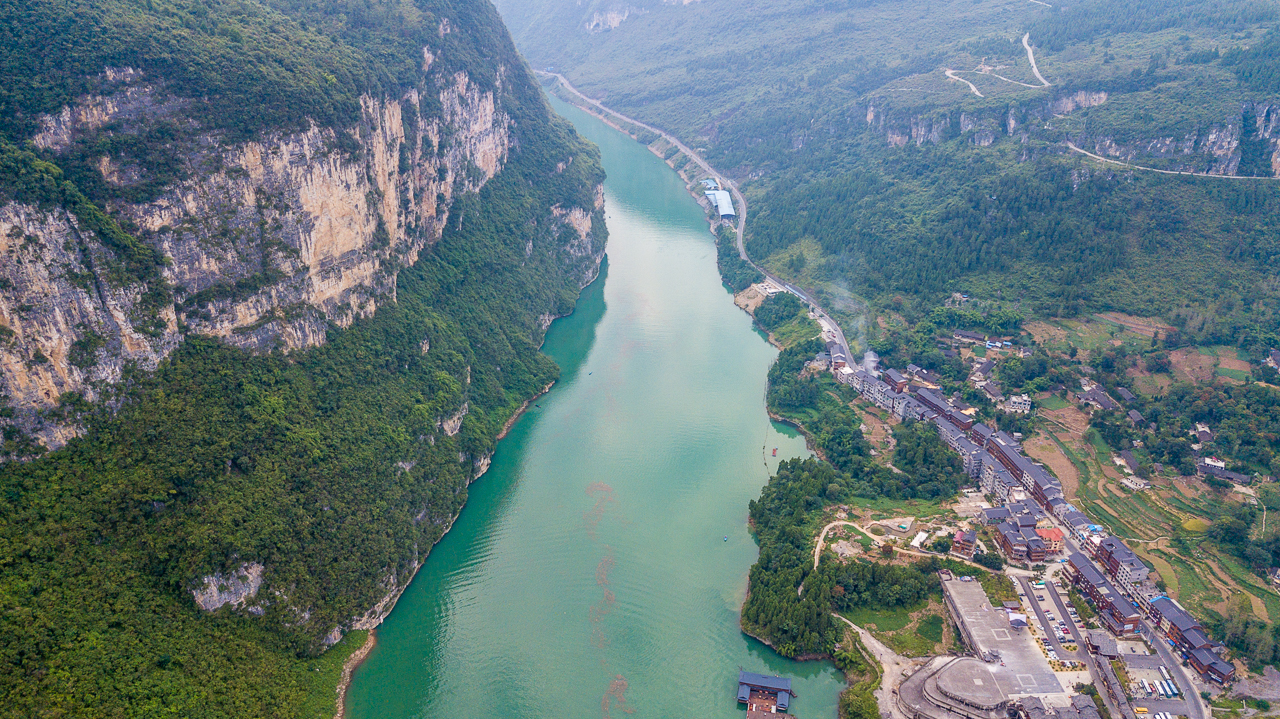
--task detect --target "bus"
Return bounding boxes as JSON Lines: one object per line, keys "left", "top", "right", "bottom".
{"left": 1135, "top": 708, "right": 1149, "bottom": 714}
{"left": 1159, "top": 666, "right": 1171, "bottom": 681}
{"left": 1167, "top": 681, "right": 1178, "bottom": 697}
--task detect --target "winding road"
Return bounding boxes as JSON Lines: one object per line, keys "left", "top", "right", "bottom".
{"left": 1023, "top": 33, "right": 1052, "bottom": 87}
{"left": 814, "top": 521, "right": 880, "bottom": 569}
{"left": 945, "top": 69, "right": 984, "bottom": 97}
{"left": 1068, "top": 141, "right": 1279, "bottom": 179}
{"left": 537, "top": 71, "right": 855, "bottom": 364}
{"left": 832, "top": 613, "right": 916, "bottom": 719}
{"left": 947, "top": 33, "right": 1049, "bottom": 95}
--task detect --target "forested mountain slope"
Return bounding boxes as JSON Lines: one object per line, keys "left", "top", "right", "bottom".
{"left": 0, "top": 0, "right": 604, "bottom": 715}
{"left": 498, "top": 0, "right": 1280, "bottom": 351}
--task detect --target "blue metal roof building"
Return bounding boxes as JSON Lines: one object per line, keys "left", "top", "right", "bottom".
{"left": 738, "top": 671, "right": 792, "bottom": 710}
{"left": 705, "top": 189, "right": 735, "bottom": 218}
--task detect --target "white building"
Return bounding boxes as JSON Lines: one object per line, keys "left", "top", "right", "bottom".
{"left": 704, "top": 189, "right": 735, "bottom": 218}
{"left": 1002, "top": 394, "right": 1032, "bottom": 414}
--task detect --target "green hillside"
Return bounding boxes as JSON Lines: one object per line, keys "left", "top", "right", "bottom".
{"left": 0, "top": 0, "right": 606, "bottom": 715}
{"left": 499, "top": 0, "right": 1280, "bottom": 352}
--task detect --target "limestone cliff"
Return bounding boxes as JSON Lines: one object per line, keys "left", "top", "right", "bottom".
{"left": 0, "top": 63, "right": 605, "bottom": 451}
{"left": 867, "top": 92, "right": 1280, "bottom": 176}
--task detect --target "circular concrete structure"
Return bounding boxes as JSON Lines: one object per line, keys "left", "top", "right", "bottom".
{"left": 935, "top": 658, "right": 1007, "bottom": 710}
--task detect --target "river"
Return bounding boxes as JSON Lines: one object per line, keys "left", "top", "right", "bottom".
{"left": 344, "top": 96, "right": 846, "bottom": 719}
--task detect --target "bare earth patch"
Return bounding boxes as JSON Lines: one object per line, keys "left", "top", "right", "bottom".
{"left": 1040, "top": 405, "right": 1090, "bottom": 438}
{"left": 1216, "top": 348, "right": 1252, "bottom": 373}
{"left": 733, "top": 285, "right": 766, "bottom": 313}
{"left": 856, "top": 402, "right": 898, "bottom": 457}
{"left": 1026, "top": 320, "right": 1067, "bottom": 345}
{"left": 1170, "top": 348, "right": 1217, "bottom": 384}
{"left": 1024, "top": 434, "right": 1080, "bottom": 502}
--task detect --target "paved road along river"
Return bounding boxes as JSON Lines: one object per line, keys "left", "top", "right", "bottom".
{"left": 344, "top": 97, "right": 846, "bottom": 717}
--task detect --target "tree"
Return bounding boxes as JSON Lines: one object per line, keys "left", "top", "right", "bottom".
{"left": 974, "top": 551, "right": 1004, "bottom": 570}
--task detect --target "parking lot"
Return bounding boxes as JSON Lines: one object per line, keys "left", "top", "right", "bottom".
{"left": 943, "top": 576, "right": 1064, "bottom": 698}
{"left": 1017, "top": 577, "right": 1087, "bottom": 663}
{"left": 1122, "top": 656, "right": 1192, "bottom": 717}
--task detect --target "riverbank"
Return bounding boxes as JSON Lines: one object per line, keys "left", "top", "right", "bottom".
{"left": 334, "top": 632, "right": 377, "bottom": 719}
{"left": 537, "top": 72, "right": 858, "bottom": 370}
{"left": 343, "top": 93, "right": 845, "bottom": 719}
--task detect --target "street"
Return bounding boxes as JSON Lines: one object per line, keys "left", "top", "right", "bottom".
{"left": 1018, "top": 576, "right": 1084, "bottom": 661}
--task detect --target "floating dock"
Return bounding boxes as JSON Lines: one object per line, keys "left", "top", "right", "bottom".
{"left": 737, "top": 670, "right": 796, "bottom": 718}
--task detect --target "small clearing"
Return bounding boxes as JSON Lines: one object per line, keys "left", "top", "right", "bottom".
{"left": 1170, "top": 348, "right": 1218, "bottom": 384}
{"left": 1095, "top": 312, "right": 1173, "bottom": 339}
{"left": 1026, "top": 320, "right": 1068, "bottom": 346}
{"left": 1216, "top": 348, "right": 1252, "bottom": 373}
{"left": 856, "top": 403, "right": 898, "bottom": 457}
{"left": 734, "top": 284, "right": 767, "bottom": 313}
{"left": 1024, "top": 433, "right": 1080, "bottom": 502}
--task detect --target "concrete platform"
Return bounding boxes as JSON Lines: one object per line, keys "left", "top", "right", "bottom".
{"left": 942, "top": 576, "right": 1063, "bottom": 698}
{"left": 936, "top": 660, "right": 1009, "bottom": 709}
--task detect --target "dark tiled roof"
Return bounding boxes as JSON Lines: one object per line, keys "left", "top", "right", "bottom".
{"left": 1183, "top": 627, "right": 1213, "bottom": 649}
{"left": 739, "top": 671, "right": 792, "bottom": 693}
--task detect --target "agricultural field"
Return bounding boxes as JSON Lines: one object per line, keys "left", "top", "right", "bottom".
{"left": 1027, "top": 317, "right": 1160, "bottom": 359}
{"left": 1029, "top": 401, "right": 1280, "bottom": 628}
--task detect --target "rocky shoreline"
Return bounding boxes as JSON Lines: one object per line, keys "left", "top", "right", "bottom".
{"left": 333, "top": 632, "right": 377, "bottom": 719}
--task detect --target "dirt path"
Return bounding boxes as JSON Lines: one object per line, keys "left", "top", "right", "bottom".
{"left": 1022, "top": 33, "right": 1052, "bottom": 86}
{"left": 944, "top": 68, "right": 984, "bottom": 97}
{"left": 833, "top": 614, "right": 917, "bottom": 719}
{"left": 815, "top": 520, "right": 878, "bottom": 569}
{"left": 1068, "top": 142, "right": 1280, "bottom": 180}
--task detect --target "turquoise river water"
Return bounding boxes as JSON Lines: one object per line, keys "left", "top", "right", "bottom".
{"left": 345, "top": 96, "right": 846, "bottom": 718}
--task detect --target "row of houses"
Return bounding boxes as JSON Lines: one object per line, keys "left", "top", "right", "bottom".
{"left": 1066, "top": 554, "right": 1236, "bottom": 684}
{"left": 1148, "top": 596, "right": 1236, "bottom": 684}
{"left": 1017, "top": 696, "right": 1103, "bottom": 719}
{"left": 830, "top": 357, "right": 1235, "bottom": 685}
{"left": 836, "top": 362, "right": 1086, "bottom": 562}
{"left": 1065, "top": 553, "right": 1142, "bottom": 636}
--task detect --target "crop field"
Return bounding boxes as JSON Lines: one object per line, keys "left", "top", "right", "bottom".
{"left": 1038, "top": 394, "right": 1070, "bottom": 411}
{"left": 1030, "top": 397, "right": 1280, "bottom": 627}
{"left": 1027, "top": 317, "right": 1154, "bottom": 358}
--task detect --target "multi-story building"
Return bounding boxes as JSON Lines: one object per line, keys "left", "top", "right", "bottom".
{"left": 952, "top": 529, "right": 977, "bottom": 558}
{"left": 1097, "top": 537, "right": 1150, "bottom": 585}
{"left": 1035, "top": 527, "right": 1064, "bottom": 554}
{"left": 1065, "top": 553, "right": 1141, "bottom": 636}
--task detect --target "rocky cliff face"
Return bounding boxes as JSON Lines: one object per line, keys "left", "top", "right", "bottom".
{"left": 1078, "top": 100, "right": 1280, "bottom": 176}
{"left": 0, "top": 61, "right": 604, "bottom": 451}
{"left": 867, "top": 91, "right": 1280, "bottom": 175}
